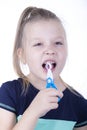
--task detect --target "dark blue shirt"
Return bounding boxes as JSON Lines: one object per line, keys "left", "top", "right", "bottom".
{"left": 0, "top": 78, "right": 87, "bottom": 129}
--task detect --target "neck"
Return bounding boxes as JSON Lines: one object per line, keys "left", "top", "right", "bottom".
{"left": 54, "top": 77, "right": 67, "bottom": 92}
{"left": 28, "top": 74, "right": 67, "bottom": 92}
{"left": 28, "top": 74, "right": 46, "bottom": 90}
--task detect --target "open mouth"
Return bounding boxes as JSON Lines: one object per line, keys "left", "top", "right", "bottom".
{"left": 42, "top": 61, "right": 56, "bottom": 70}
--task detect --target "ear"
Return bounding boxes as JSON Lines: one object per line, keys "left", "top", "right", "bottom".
{"left": 17, "top": 48, "right": 26, "bottom": 64}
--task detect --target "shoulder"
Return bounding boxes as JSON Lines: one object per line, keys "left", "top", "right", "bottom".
{"left": 0, "top": 78, "right": 25, "bottom": 103}
{"left": 0, "top": 78, "right": 24, "bottom": 113}
{"left": 0, "top": 78, "right": 23, "bottom": 93}
{"left": 63, "top": 87, "right": 87, "bottom": 114}
{"left": 70, "top": 87, "right": 86, "bottom": 102}
{"left": 65, "top": 87, "right": 87, "bottom": 127}
{"left": 65, "top": 87, "right": 87, "bottom": 100}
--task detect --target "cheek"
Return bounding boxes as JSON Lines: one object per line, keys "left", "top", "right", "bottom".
{"left": 25, "top": 48, "right": 35, "bottom": 61}
{"left": 26, "top": 51, "right": 40, "bottom": 68}
{"left": 59, "top": 49, "right": 67, "bottom": 67}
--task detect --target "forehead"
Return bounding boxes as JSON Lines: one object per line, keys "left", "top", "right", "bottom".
{"left": 23, "top": 19, "right": 66, "bottom": 39}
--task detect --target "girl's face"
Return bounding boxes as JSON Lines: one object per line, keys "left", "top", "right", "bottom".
{"left": 21, "top": 20, "right": 67, "bottom": 81}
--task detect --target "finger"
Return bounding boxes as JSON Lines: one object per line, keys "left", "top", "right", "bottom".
{"left": 49, "top": 102, "right": 58, "bottom": 110}
{"left": 58, "top": 91, "right": 63, "bottom": 98}
{"left": 47, "top": 88, "right": 63, "bottom": 98}
{"left": 49, "top": 96, "right": 58, "bottom": 103}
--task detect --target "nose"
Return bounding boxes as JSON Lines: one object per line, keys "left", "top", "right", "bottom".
{"left": 45, "top": 50, "right": 55, "bottom": 55}
{"left": 44, "top": 49, "right": 55, "bottom": 55}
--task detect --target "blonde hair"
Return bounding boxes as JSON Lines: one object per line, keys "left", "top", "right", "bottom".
{"left": 13, "top": 6, "right": 65, "bottom": 89}
{"left": 13, "top": 7, "right": 62, "bottom": 83}
{"left": 12, "top": 7, "right": 80, "bottom": 97}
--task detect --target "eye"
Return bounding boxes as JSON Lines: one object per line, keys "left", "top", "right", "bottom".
{"left": 55, "top": 41, "right": 63, "bottom": 45}
{"left": 33, "top": 42, "right": 42, "bottom": 46}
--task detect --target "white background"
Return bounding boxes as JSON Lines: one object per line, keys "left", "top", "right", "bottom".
{"left": 0, "top": 0, "right": 87, "bottom": 98}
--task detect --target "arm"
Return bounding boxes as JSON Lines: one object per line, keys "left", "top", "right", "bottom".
{"left": 74, "top": 126, "right": 87, "bottom": 130}
{"left": 0, "top": 88, "right": 63, "bottom": 130}
{"left": 0, "top": 108, "right": 16, "bottom": 130}
{"left": 0, "top": 107, "right": 38, "bottom": 130}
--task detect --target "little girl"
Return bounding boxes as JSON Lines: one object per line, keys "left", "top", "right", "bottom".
{"left": 0, "top": 6, "right": 87, "bottom": 130}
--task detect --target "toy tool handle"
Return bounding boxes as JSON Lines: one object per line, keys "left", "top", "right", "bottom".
{"left": 46, "top": 78, "right": 61, "bottom": 102}
{"left": 46, "top": 78, "right": 57, "bottom": 89}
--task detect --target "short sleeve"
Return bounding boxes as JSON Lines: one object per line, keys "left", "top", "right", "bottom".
{"left": 0, "top": 80, "right": 22, "bottom": 114}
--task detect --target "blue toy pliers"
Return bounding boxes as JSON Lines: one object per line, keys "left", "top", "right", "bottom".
{"left": 46, "top": 62, "right": 60, "bottom": 102}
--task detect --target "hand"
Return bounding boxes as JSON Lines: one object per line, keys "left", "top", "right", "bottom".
{"left": 28, "top": 88, "right": 63, "bottom": 118}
